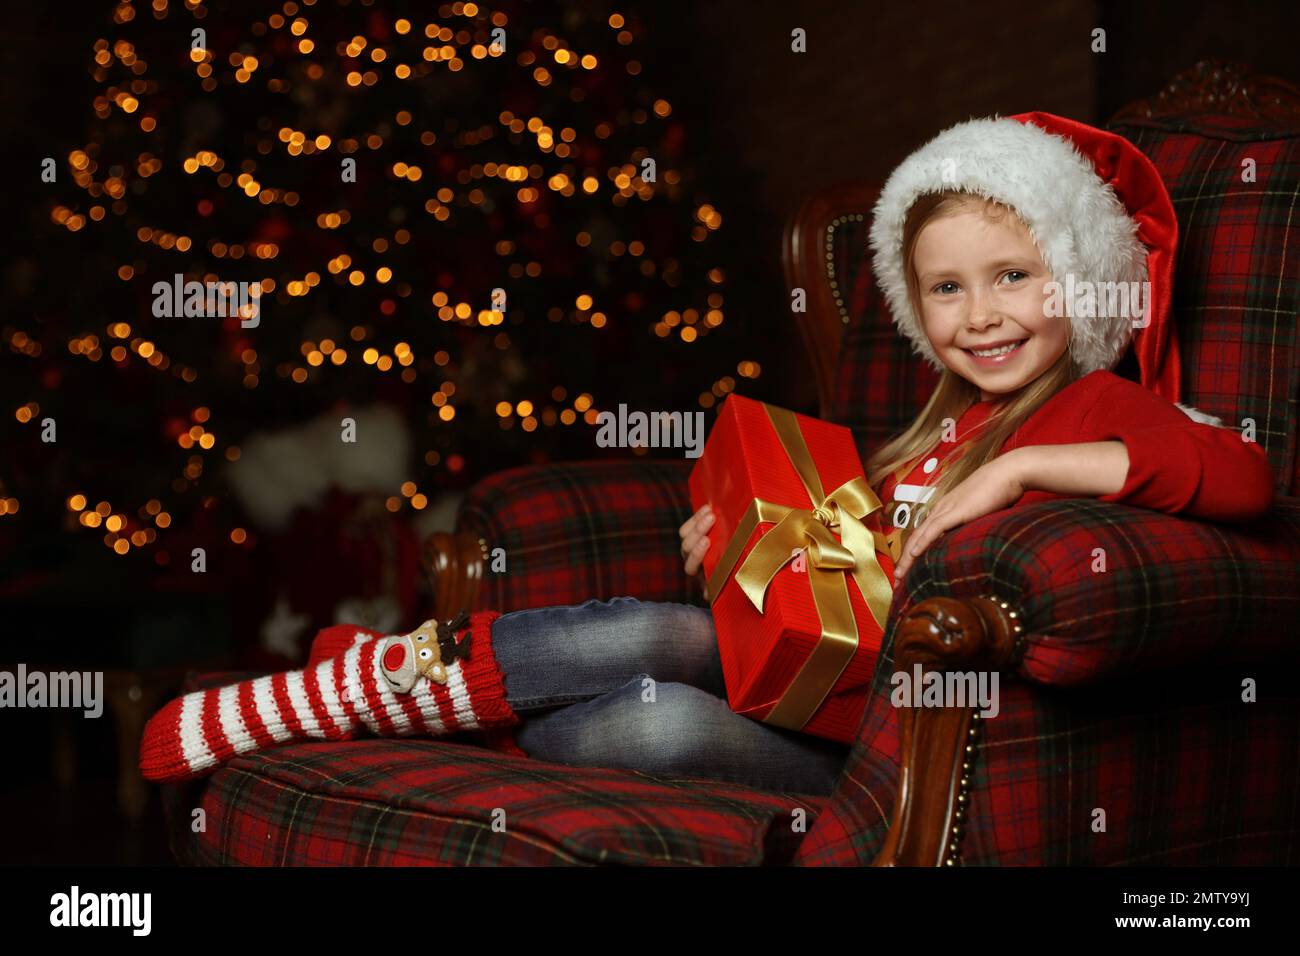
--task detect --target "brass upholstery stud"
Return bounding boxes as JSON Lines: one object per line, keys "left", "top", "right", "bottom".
{"left": 947, "top": 711, "right": 982, "bottom": 867}
{"left": 942, "top": 593, "right": 1027, "bottom": 868}
{"left": 824, "top": 214, "right": 855, "bottom": 324}
{"left": 983, "top": 592, "right": 1027, "bottom": 660}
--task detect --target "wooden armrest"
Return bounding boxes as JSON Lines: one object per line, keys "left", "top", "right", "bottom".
{"left": 872, "top": 595, "right": 1024, "bottom": 867}
{"left": 424, "top": 531, "right": 488, "bottom": 622}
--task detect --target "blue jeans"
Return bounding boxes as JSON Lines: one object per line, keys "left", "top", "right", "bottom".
{"left": 490, "top": 596, "right": 851, "bottom": 796}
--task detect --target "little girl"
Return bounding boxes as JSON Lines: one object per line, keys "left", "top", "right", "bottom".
{"left": 140, "top": 112, "right": 1274, "bottom": 797}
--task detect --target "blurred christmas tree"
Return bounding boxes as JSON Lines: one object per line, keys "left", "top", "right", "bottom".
{"left": 4, "top": 0, "right": 752, "bottom": 577}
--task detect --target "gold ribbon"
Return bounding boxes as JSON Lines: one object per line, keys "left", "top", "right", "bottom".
{"left": 705, "top": 403, "right": 894, "bottom": 731}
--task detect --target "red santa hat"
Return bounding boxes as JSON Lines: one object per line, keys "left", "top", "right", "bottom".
{"left": 867, "top": 111, "right": 1218, "bottom": 421}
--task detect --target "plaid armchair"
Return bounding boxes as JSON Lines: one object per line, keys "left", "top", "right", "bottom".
{"left": 159, "top": 61, "right": 1300, "bottom": 865}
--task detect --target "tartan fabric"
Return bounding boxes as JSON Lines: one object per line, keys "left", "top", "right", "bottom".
{"left": 794, "top": 651, "right": 1300, "bottom": 866}
{"left": 1106, "top": 114, "right": 1300, "bottom": 495}
{"left": 456, "top": 459, "right": 703, "bottom": 612}
{"left": 159, "top": 671, "right": 825, "bottom": 866}
{"left": 896, "top": 496, "right": 1299, "bottom": 687}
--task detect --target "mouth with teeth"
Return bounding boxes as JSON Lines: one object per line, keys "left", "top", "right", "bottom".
{"left": 964, "top": 339, "right": 1027, "bottom": 366}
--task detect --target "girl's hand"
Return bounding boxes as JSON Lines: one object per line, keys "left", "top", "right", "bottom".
{"left": 892, "top": 450, "right": 1028, "bottom": 587}
{"left": 679, "top": 503, "right": 715, "bottom": 582}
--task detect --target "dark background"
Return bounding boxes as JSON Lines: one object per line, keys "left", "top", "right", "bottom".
{"left": 1, "top": 0, "right": 1296, "bottom": 865}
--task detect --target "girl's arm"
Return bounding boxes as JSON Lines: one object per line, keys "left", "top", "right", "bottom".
{"left": 1014, "top": 441, "right": 1130, "bottom": 498}
{"left": 1054, "top": 375, "right": 1275, "bottom": 522}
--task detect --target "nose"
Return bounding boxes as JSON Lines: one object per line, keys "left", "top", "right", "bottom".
{"left": 383, "top": 642, "right": 406, "bottom": 672}
{"left": 967, "top": 296, "right": 1000, "bottom": 331}
{"left": 967, "top": 306, "right": 1003, "bottom": 335}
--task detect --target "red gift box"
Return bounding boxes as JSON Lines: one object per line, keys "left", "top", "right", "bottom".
{"left": 688, "top": 393, "right": 896, "bottom": 744}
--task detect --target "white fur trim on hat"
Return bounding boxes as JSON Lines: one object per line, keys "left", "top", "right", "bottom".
{"left": 868, "top": 115, "right": 1147, "bottom": 380}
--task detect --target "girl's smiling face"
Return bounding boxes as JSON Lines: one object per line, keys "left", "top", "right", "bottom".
{"left": 911, "top": 203, "right": 1069, "bottom": 401}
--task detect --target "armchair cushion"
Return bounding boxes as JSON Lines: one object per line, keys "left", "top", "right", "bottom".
{"left": 456, "top": 459, "right": 701, "bottom": 611}
{"left": 898, "top": 496, "right": 1300, "bottom": 686}
{"left": 159, "top": 670, "right": 825, "bottom": 866}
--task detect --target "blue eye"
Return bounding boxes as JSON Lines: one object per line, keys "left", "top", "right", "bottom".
{"left": 933, "top": 271, "right": 1027, "bottom": 294}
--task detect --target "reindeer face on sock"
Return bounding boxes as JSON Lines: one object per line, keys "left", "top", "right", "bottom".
{"left": 378, "top": 611, "right": 472, "bottom": 694}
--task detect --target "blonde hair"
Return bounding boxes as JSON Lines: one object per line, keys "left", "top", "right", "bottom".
{"left": 865, "top": 190, "right": 1081, "bottom": 524}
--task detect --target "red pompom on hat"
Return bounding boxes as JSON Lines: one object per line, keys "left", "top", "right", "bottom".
{"left": 868, "top": 110, "right": 1196, "bottom": 411}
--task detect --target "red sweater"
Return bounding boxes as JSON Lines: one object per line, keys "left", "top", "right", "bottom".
{"left": 874, "top": 369, "right": 1274, "bottom": 564}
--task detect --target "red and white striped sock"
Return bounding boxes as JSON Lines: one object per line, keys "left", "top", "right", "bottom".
{"left": 303, "top": 620, "right": 532, "bottom": 761}
{"left": 139, "top": 610, "right": 513, "bottom": 783}
{"left": 306, "top": 622, "right": 381, "bottom": 667}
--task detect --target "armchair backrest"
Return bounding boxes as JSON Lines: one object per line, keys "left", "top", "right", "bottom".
{"left": 785, "top": 60, "right": 1300, "bottom": 496}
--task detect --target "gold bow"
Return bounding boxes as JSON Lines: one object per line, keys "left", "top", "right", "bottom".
{"left": 704, "top": 403, "right": 894, "bottom": 731}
